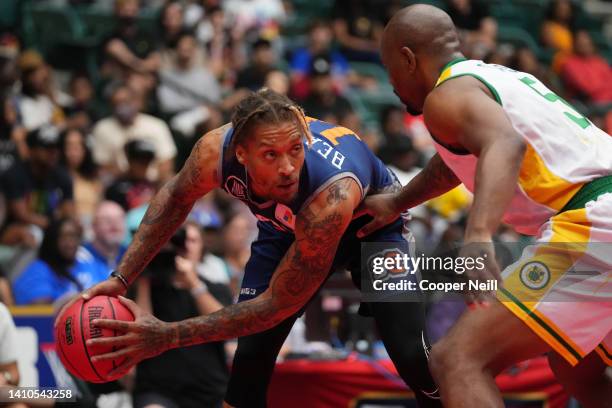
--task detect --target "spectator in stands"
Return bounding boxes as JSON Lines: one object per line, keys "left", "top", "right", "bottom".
{"left": 157, "top": 31, "right": 222, "bottom": 137}
{"left": 158, "top": 2, "right": 185, "bottom": 56}
{"left": 101, "top": 0, "right": 160, "bottom": 101}
{"left": 0, "top": 269, "right": 13, "bottom": 305}
{"left": 133, "top": 221, "right": 231, "bottom": 408}
{"left": 234, "top": 38, "right": 276, "bottom": 91}
{"left": 290, "top": 20, "right": 350, "bottom": 100}
{"left": 12, "top": 218, "right": 107, "bottom": 305}
{"left": 91, "top": 84, "right": 176, "bottom": 183}
{"left": 184, "top": 218, "right": 229, "bottom": 285}
{"left": 264, "top": 69, "right": 290, "bottom": 96}
{"left": 0, "top": 302, "right": 19, "bottom": 386}
{"left": 63, "top": 73, "right": 97, "bottom": 133}
{"left": 221, "top": 37, "right": 277, "bottom": 111}
{"left": 60, "top": 128, "right": 102, "bottom": 230}
{"left": 446, "top": 0, "right": 497, "bottom": 51}
{"left": 194, "top": 5, "right": 237, "bottom": 79}
{"left": 1, "top": 126, "right": 74, "bottom": 246}
{"left": 379, "top": 135, "right": 420, "bottom": 185}
{"left": 223, "top": 0, "right": 286, "bottom": 39}
{"left": 158, "top": 2, "right": 207, "bottom": 70}
{"left": 300, "top": 55, "right": 354, "bottom": 124}
{"left": 105, "top": 140, "right": 157, "bottom": 212}
{"left": 80, "top": 201, "right": 126, "bottom": 272}
{"left": 221, "top": 212, "right": 255, "bottom": 298}
{"left": 0, "top": 33, "right": 20, "bottom": 97}
{"left": 561, "top": 30, "right": 612, "bottom": 105}
{"left": 14, "top": 50, "right": 64, "bottom": 131}
{"left": 0, "top": 96, "right": 25, "bottom": 174}
{"left": 331, "top": 0, "right": 389, "bottom": 62}
{"left": 541, "top": 0, "right": 575, "bottom": 72}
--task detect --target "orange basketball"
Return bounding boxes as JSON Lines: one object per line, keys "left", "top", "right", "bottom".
{"left": 55, "top": 296, "right": 134, "bottom": 383}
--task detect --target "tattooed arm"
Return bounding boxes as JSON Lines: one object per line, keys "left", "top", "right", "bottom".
{"left": 171, "top": 177, "right": 360, "bottom": 345}
{"left": 74, "top": 126, "right": 228, "bottom": 303}
{"left": 87, "top": 178, "right": 361, "bottom": 376}
{"left": 356, "top": 153, "right": 460, "bottom": 237}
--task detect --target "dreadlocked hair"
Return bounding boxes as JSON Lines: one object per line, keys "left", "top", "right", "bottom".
{"left": 229, "top": 88, "right": 312, "bottom": 156}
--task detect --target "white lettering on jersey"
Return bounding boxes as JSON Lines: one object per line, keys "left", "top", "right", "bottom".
{"left": 311, "top": 137, "right": 345, "bottom": 169}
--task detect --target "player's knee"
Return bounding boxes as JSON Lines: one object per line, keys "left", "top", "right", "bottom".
{"left": 429, "top": 337, "right": 481, "bottom": 382}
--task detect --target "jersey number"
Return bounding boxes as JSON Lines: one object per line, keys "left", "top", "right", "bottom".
{"left": 520, "top": 76, "right": 590, "bottom": 130}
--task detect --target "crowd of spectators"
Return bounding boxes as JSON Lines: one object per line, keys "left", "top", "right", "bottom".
{"left": 0, "top": 0, "right": 610, "bottom": 406}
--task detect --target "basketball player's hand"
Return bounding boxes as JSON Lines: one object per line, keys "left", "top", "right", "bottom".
{"left": 355, "top": 193, "right": 402, "bottom": 238}
{"left": 458, "top": 238, "right": 502, "bottom": 305}
{"left": 54, "top": 278, "right": 127, "bottom": 329}
{"left": 87, "top": 296, "right": 173, "bottom": 380}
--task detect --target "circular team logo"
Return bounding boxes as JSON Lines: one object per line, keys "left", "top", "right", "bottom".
{"left": 519, "top": 261, "right": 550, "bottom": 290}
{"left": 225, "top": 176, "right": 248, "bottom": 200}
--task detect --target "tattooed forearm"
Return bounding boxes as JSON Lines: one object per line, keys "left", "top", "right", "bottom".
{"left": 118, "top": 182, "right": 194, "bottom": 282}
{"left": 394, "top": 153, "right": 460, "bottom": 210}
{"left": 116, "top": 134, "right": 221, "bottom": 283}
{"left": 169, "top": 178, "right": 357, "bottom": 348}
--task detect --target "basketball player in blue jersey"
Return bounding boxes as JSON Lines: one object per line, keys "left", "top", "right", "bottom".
{"left": 72, "top": 89, "right": 441, "bottom": 407}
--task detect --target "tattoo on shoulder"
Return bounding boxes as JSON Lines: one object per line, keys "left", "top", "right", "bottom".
{"left": 326, "top": 178, "right": 353, "bottom": 205}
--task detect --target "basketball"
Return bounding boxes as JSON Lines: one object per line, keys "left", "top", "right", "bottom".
{"left": 55, "top": 296, "right": 134, "bottom": 383}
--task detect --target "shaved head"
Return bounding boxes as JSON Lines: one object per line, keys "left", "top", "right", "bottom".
{"left": 380, "top": 5, "right": 463, "bottom": 115}
{"left": 382, "top": 4, "right": 460, "bottom": 56}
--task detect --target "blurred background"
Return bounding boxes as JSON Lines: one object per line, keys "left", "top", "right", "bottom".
{"left": 0, "top": 0, "right": 609, "bottom": 407}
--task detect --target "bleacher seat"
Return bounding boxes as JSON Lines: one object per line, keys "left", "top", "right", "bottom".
{"left": 22, "top": 4, "right": 85, "bottom": 53}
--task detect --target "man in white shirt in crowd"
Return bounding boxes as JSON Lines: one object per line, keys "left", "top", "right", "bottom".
{"left": 91, "top": 84, "right": 177, "bottom": 183}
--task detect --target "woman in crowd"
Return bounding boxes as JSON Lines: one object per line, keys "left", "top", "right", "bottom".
{"left": 60, "top": 128, "right": 102, "bottom": 233}
{"left": 12, "top": 218, "right": 107, "bottom": 305}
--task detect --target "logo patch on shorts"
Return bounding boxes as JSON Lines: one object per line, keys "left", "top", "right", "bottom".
{"left": 519, "top": 261, "right": 550, "bottom": 290}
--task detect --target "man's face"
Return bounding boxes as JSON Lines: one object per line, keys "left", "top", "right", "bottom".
{"left": 116, "top": 0, "right": 139, "bottom": 19}
{"left": 236, "top": 121, "right": 305, "bottom": 205}
{"left": 253, "top": 46, "right": 274, "bottom": 68}
{"left": 112, "top": 88, "right": 138, "bottom": 125}
{"left": 30, "top": 145, "right": 59, "bottom": 170}
{"left": 574, "top": 31, "right": 595, "bottom": 57}
{"left": 310, "top": 26, "right": 332, "bottom": 52}
{"left": 93, "top": 203, "right": 126, "bottom": 248}
{"left": 163, "top": 3, "right": 183, "bottom": 32}
{"left": 176, "top": 36, "right": 195, "bottom": 66}
{"left": 381, "top": 36, "right": 424, "bottom": 116}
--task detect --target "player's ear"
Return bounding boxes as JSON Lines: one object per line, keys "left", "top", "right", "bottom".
{"left": 400, "top": 46, "right": 416, "bottom": 73}
{"left": 235, "top": 144, "right": 247, "bottom": 165}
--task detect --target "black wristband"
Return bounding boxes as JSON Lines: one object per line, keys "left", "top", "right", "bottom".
{"left": 110, "top": 270, "right": 129, "bottom": 289}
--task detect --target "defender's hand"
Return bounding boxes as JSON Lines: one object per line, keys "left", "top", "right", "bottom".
{"left": 87, "top": 296, "right": 174, "bottom": 380}
{"left": 355, "top": 193, "right": 402, "bottom": 238}
{"left": 458, "top": 238, "right": 501, "bottom": 305}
